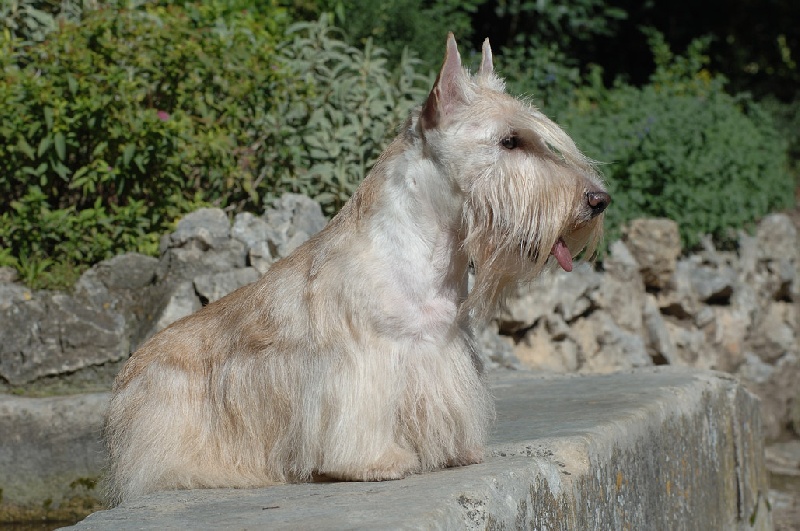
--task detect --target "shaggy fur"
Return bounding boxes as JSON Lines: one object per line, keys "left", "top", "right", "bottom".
{"left": 103, "top": 34, "right": 609, "bottom": 505}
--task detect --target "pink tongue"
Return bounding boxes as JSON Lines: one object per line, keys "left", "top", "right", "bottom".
{"left": 551, "top": 238, "right": 573, "bottom": 272}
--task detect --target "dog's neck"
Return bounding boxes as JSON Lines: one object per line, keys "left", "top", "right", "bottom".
{"left": 348, "top": 133, "right": 471, "bottom": 327}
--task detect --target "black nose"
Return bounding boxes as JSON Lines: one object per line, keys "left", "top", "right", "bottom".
{"left": 587, "top": 191, "right": 610, "bottom": 217}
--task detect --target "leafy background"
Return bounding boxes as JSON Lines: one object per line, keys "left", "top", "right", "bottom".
{"left": 0, "top": 0, "right": 797, "bottom": 288}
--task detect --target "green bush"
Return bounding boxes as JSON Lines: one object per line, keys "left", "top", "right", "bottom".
{"left": 0, "top": 6, "right": 429, "bottom": 289}
{"left": 287, "top": 0, "right": 481, "bottom": 71}
{"left": 268, "top": 18, "right": 429, "bottom": 210}
{"left": 561, "top": 33, "right": 795, "bottom": 249}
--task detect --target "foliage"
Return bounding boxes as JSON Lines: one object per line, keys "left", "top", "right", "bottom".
{"left": 489, "top": 0, "right": 626, "bottom": 117}
{"left": 561, "top": 33, "right": 794, "bottom": 250}
{"left": 0, "top": 7, "right": 429, "bottom": 289}
{"left": 0, "top": 0, "right": 91, "bottom": 44}
{"left": 493, "top": 0, "right": 627, "bottom": 51}
{"left": 286, "top": 0, "right": 481, "bottom": 71}
{"left": 759, "top": 96, "right": 800, "bottom": 180}
{"left": 265, "top": 18, "right": 429, "bottom": 210}
{"left": 0, "top": 2, "right": 292, "bottom": 288}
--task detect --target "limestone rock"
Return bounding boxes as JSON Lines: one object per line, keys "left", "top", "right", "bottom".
{"left": 573, "top": 312, "right": 650, "bottom": 373}
{"left": 642, "top": 294, "right": 677, "bottom": 365}
{"left": 0, "top": 291, "right": 127, "bottom": 385}
{"left": 231, "top": 212, "right": 272, "bottom": 250}
{"left": 748, "top": 302, "right": 797, "bottom": 363}
{"left": 663, "top": 319, "right": 714, "bottom": 369}
{"left": 194, "top": 268, "right": 260, "bottom": 305}
{"left": 160, "top": 207, "right": 231, "bottom": 252}
{"left": 739, "top": 352, "right": 800, "bottom": 440}
{"left": 0, "top": 266, "right": 19, "bottom": 283}
{"left": 622, "top": 218, "right": 681, "bottom": 290}
{"left": 248, "top": 241, "right": 277, "bottom": 275}
{"left": 0, "top": 393, "right": 107, "bottom": 521}
{"left": 475, "top": 322, "right": 521, "bottom": 371}
{"left": 147, "top": 281, "right": 202, "bottom": 336}
{"left": 514, "top": 318, "right": 579, "bottom": 373}
{"left": 689, "top": 264, "right": 736, "bottom": 304}
{"left": 498, "top": 264, "right": 600, "bottom": 332}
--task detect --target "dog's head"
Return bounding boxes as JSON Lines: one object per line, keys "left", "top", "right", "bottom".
{"left": 415, "top": 34, "right": 609, "bottom": 318}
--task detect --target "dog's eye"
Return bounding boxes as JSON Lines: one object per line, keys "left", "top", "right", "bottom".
{"left": 501, "top": 135, "right": 519, "bottom": 150}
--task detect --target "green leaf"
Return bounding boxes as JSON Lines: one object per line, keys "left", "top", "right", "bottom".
{"left": 122, "top": 144, "right": 136, "bottom": 166}
{"left": 54, "top": 132, "right": 66, "bottom": 161}
{"left": 18, "top": 137, "right": 35, "bottom": 159}
{"left": 44, "top": 108, "right": 54, "bottom": 131}
{"left": 37, "top": 135, "right": 52, "bottom": 157}
{"left": 67, "top": 75, "right": 78, "bottom": 96}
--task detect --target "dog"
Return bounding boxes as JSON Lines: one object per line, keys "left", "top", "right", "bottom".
{"left": 103, "top": 33, "right": 609, "bottom": 505}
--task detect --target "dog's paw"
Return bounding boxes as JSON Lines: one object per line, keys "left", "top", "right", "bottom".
{"left": 446, "top": 447, "right": 484, "bottom": 468}
{"left": 324, "top": 445, "right": 421, "bottom": 482}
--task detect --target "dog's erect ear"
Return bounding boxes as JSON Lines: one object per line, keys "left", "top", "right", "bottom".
{"left": 420, "top": 33, "right": 464, "bottom": 131}
{"left": 477, "top": 38, "right": 493, "bottom": 77}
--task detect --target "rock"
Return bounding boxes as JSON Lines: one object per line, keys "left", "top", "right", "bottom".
{"left": 157, "top": 238, "right": 247, "bottom": 283}
{"left": 248, "top": 241, "right": 277, "bottom": 275}
{"left": 755, "top": 213, "right": 799, "bottom": 302}
{"left": 194, "top": 268, "right": 260, "bottom": 305}
{"left": 738, "top": 351, "right": 776, "bottom": 386}
{"left": 689, "top": 264, "right": 736, "bottom": 304}
{"left": 765, "top": 440, "right": 800, "bottom": 477}
{"left": 658, "top": 259, "right": 700, "bottom": 319}
{"left": 707, "top": 307, "right": 748, "bottom": 372}
{"left": 739, "top": 352, "right": 800, "bottom": 440}
{"left": 602, "top": 239, "right": 640, "bottom": 281}
{"left": 231, "top": 212, "right": 272, "bottom": 249}
{"left": 475, "top": 322, "right": 521, "bottom": 370}
{"left": 514, "top": 317, "right": 579, "bottom": 373}
{"left": 756, "top": 213, "right": 797, "bottom": 263}
{"left": 156, "top": 209, "right": 246, "bottom": 282}
{"left": 663, "top": 320, "right": 714, "bottom": 369}
{"left": 0, "top": 266, "right": 19, "bottom": 283}
{"left": 737, "top": 232, "right": 759, "bottom": 278}
{"left": 622, "top": 218, "right": 681, "bottom": 290}
{"left": 265, "top": 193, "right": 328, "bottom": 239}
{"left": 643, "top": 294, "right": 677, "bottom": 365}
{"left": 595, "top": 275, "right": 644, "bottom": 333}
{"left": 160, "top": 208, "right": 231, "bottom": 253}
{"left": 0, "top": 291, "right": 127, "bottom": 386}
{"left": 74, "top": 253, "right": 158, "bottom": 310}
{"left": 259, "top": 194, "right": 328, "bottom": 261}
{"left": 0, "top": 393, "right": 106, "bottom": 522}
{"left": 0, "top": 283, "right": 34, "bottom": 311}
{"left": 748, "top": 302, "right": 797, "bottom": 363}
{"left": 1, "top": 193, "right": 798, "bottom": 447}
{"left": 595, "top": 240, "right": 646, "bottom": 335}
{"left": 85, "top": 253, "right": 159, "bottom": 292}
{"left": 147, "top": 281, "right": 202, "bottom": 336}
{"left": 498, "top": 264, "right": 600, "bottom": 332}
{"left": 572, "top": 312, "right": 651, "bottom": 373}
{"left": 765, "top": 439, "right": 800, "bottom": 530}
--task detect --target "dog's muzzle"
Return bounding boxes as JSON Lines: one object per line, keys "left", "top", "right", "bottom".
{"left": 586, "top": 191, "right": 611, "bottom": 218}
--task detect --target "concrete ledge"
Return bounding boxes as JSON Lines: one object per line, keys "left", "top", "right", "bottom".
{"left": 0, "top": 392, "right": 106, "bottom": 522}
{"left": 67, "top": 368, "right": 771, "bottom": 530}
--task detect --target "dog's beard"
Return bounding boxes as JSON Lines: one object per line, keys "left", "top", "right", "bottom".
{"left": 459, "top": 172, "right": 603, "bottom": 322}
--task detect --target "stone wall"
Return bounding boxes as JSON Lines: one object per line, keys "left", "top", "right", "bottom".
{"left": 496, "top": 215, "right": 799, "bottom": 441}
{"left": 1, "top": 195, "right": 798, "bottom": 441}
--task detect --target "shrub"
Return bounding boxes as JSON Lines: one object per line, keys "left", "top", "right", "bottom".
{"left": 268, "top": 18, "right": 430, "bottom": 211}
{"left": 287, "top": 0, "right": 481, "bottom": 71}
{"left": 0, "top": 2, "right": 292, "bottom": 287}
{"left": 560, "top": 33, "right": 795, "bottom": 250}
{"left": 0, "top": 7, "right": 429, "bottom": 289}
